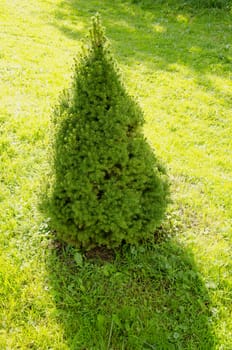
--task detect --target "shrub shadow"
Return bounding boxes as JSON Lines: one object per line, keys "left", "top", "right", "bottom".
{"left": 46, "top": 238, "right": 215, "bottom": 349}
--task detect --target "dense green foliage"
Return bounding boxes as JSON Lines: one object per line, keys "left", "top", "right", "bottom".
{"left": 185, "top": 0, "right": 231, "bottom": 9}
{"left": 46, "top": 15, "right": 169, "bottom": 249}
{"left": 132, "top": 0, "right": 231, "bottom": 10}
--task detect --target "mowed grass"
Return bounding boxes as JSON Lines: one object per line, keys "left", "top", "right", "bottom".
{"left": 0, "top": 0, "right": 232, "bottom": 349}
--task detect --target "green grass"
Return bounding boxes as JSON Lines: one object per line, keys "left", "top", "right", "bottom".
{"left": 0, "top": 0, "right": 231, "bottom": 348}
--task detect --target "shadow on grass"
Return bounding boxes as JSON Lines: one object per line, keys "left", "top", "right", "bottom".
{"left": 46, "top": 238, "right": 215, "bottom": 349}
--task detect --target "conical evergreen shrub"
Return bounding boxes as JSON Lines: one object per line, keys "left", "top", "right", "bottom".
{"left": 47, "top": 15, "right": 170, "bottom": 250}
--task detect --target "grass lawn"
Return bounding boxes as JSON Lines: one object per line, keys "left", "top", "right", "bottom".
{"left": 0, "top": 0, "right": 231, "bottom": 348}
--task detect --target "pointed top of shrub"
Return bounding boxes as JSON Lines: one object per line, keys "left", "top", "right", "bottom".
{"left": 46, "top": 15, "right": 170, "bottom": 250}
{"left": 90, "top": 13, "right": 106, "bottom": 49}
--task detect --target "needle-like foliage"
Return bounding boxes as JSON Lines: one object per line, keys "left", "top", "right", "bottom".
{"left": 47, "top": 15, "right": 170, "bottom": 249}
